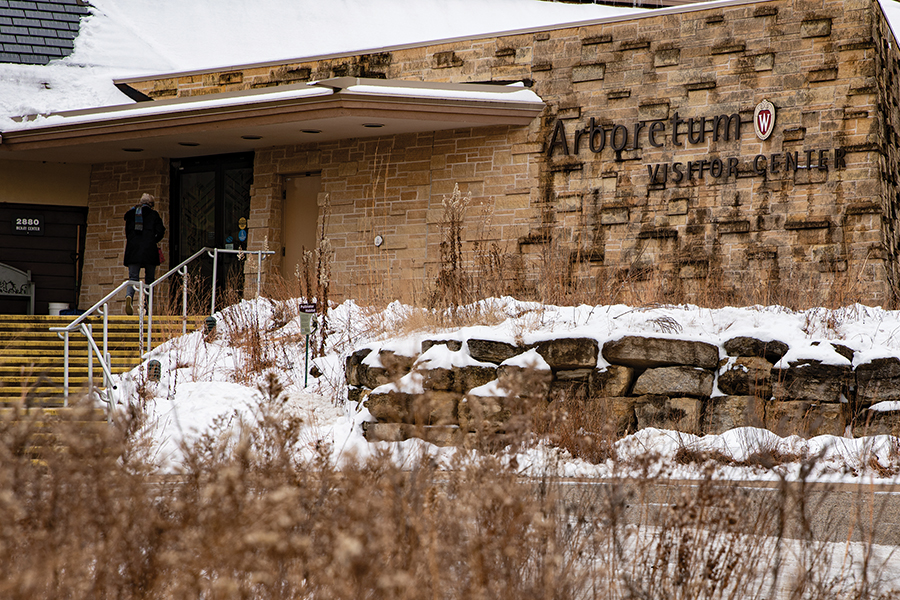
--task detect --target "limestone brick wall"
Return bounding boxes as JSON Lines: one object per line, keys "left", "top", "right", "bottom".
{"left": 81, "top": 158, "right": 169, "bottom": 311}
{"left": 873, "top": 2, "right": 900, "bottom": 301}
{"left": 129, "top": 0, "right": 895, "bottom": 306}
{"left": 251, "top": 126, "right": 537, "bottom": 303}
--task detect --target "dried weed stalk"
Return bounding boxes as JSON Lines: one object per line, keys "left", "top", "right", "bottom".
{"left": 0, "top": 391, "right": 897, "bottom": 599}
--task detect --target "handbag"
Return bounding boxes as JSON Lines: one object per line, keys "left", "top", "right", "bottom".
{"left": 158, "top": 246, "right": 165, "bottom": 264}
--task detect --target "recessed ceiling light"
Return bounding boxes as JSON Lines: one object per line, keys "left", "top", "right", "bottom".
{"left": 178, "top": 142, "right": 200, "bottom": 147}
{"left": 122, "top": 148, "right": 144, "bottom": 152}
{"left": 241, "top": 135, "right": 263, "bottom": 140}
{"left": 362, "top": 123, "right": 384, "bottom": 128}
{"left": 301, "top": 129, "right": 322, "bottom": 134}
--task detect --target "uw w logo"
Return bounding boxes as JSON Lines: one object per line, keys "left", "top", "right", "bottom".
{"left": 754, "top": 99, "right": 775, "bottom": 141}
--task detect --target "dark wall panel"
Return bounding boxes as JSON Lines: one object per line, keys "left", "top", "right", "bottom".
{"left": 0, "top": 202, "right": 87, "bottom": 314}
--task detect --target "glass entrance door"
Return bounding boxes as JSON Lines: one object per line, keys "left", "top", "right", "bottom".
{"left": 171, "top": 153, "right": 253, "bottom": 311}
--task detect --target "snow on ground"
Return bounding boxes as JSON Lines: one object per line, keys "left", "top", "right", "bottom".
{"left": 116, "top": 297, "right": 900, "bottom": 483}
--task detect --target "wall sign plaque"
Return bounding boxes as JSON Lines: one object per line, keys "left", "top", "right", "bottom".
{"left": 754, "top": 99, "right": 776, "bottom": 141}
{"left": 12, "top": 214, "right": 44, "bottom": 236}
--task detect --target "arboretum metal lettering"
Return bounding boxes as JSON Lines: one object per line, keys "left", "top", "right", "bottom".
{"left": 547, "top": 104, "right": 847, "bottom": 187}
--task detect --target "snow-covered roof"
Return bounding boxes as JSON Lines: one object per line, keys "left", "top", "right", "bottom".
{"left": 0, "top": 77, "right": 545, "bottom": 163}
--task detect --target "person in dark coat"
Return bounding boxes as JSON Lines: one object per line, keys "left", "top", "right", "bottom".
{"left": 123, "top": 193, "right": 166, "bottom": 315}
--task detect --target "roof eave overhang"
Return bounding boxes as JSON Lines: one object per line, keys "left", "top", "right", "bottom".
{"left": 0, "top": 82, "right": 545, "bottom": 162}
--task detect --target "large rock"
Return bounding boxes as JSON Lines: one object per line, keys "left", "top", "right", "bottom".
{"left": 360, "top": 367, "right": 392, "bottom": 389}
{"left": 454, "top": 365, "right": 498, "bottom": 392}
{"left": 496, "top": 364, "right": 553, "bottom": 400}
{"left": 771, "top": 360, "right": 851, "bottom": 403}
{"left": 467, "top": 339, "right": 524, "bottom": 364}
{"left": 812, "top": 341, "right": 854, "bottom": 363}
{"left": 418, "top": 364, "right": 497, "bottom": 393}
{"left": 364, "top": 422, "right": 461, "bottom": 446}
{"left": 856, "top": 357, "right": 900, "bottom": 406}
{"left": 703, "top": 395, "right": 765, "bottom": 435}
{"left": 363, "top": 422, "right": 404, "bottom": 442}
{"left": 723, "top": 336, "right": 789, "bottom": 363}
{"left": 421, "top": 339, "right": 463, "bottom": 353}
{"left": 534, "top": 337, "right": 599, "bottom": 370}
{"left": 364, "top": 391, "right": 412, "bottom": 422}
{"left": 584, "top": 396, "right": 638, "bottom": 436}
{"left": 765, "top": 400, "right": 845, "bottom": 437}
{"left": 602, "top": 336, "right": 719, "bottom": 369}
{"left": 633, "top": 395, "right": 701, "bottom": 434}
{"left": 857, "top": 404, "right": 900, "bottom": 436}
{"left": 347, "top": 386, "right": 369, "bottom": 405}
{"left": 632, "top": 366, "right": 714, "bottom": 397}
{"left": 548, "top": 369, "right": 592, "bottom": 401}
{"left": 409, "top": 391, "right": 460, "bottom": 425}
{"left": 378, "top": 350, "right": 417, "bottom": 375}
{"left": 717, "top": 357, "right": 773, "bottom": 397}
{"left": 364, "top": 390, "right": 459, "bottom": 425}
{"left": 359, "top": 350, "right": 417, "bottom": 388}
{"left": 458, "top": 394, "right": 510, "bottom": 432}
{"left": 590, "top": 365, "right": 634, "bottom": 397}
{"left": 345, "top": 348, "right": 372, "bottom": 386}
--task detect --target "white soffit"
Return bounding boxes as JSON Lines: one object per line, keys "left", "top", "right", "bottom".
{"left": 0, "top": 78, "right": 545, "bottom": 163}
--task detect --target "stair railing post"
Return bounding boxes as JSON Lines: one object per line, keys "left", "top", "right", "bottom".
{"left": 102, "top": 303, "right": 109, "bottom": 397}
{"left": 257, "top": 251, "right": 263, "bottom": 298}
{"left": 181, "top": 265, "right": 188, "bottom": 336}
{"left": 63, "top": 330, "right": 70, "bottom": 407}
{"left": 210, "top": 248, "right": 219, "bottom": 315}
{"left": 138, "top": 282, "right": 145, "bottom": 352}
{"left": 102, "top": 302, "right": 108, "bottom": 365}
{"left": 147, "top": 283, "right": 154, "bottom": 354}
{"left": 85, "top": 322, "right": 93, "bottom": 401}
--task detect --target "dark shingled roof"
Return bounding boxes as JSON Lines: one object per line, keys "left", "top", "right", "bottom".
{"left": 0, "top": 0, "right": 89, "bottom": 65}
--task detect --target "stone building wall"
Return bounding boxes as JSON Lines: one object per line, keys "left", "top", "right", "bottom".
{"left": 873, "top": 3, "right": 900, "bottom": 301}
{"left": 82, "top": 159, "right": 169, "bottom": 311}
{"left": 120, "top": 0, "right": 897, "bottom": 307}
{"left": 250, "top": 127, "right": 536, "bottom": 303}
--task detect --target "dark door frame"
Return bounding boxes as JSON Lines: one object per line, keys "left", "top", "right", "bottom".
{"left": 169, "top": 152, "right": 254, "bottom": 309}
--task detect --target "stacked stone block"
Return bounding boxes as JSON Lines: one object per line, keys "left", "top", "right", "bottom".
{"left": 347, "top": 331, "right": 900, "bottom": 446}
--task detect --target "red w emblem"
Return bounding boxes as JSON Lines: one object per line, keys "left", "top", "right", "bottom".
{"left": 754, "top": 100, "right": 776, "bottom": 141}
{"left": 757, "top": 110, "right": 772, "bottom": 136}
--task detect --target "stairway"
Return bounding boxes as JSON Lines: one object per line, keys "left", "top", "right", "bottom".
{"left": 0, "top": 314, "right": 196, "bottom": 457}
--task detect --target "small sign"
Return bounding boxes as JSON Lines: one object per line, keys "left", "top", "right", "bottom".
{"left": 238, "top": 229, "right": 247, "bottom": 242}
{"left": 299, "top": 313, "right": 318, "bottom": 336}
{"left": 12, "top": 213, "right": 44, "bottom": 236}
{"left": 238, "top": 217, "right": 247, "bottom": 230}
{"left": 299, "top": 303, "right": 317, "bottom": 335}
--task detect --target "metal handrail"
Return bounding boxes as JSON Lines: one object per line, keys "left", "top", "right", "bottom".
{"left": 144, "top": 246, "right": 213, "bottom": 354}
{"left": 49, "top": 279, "right": 146, "bottom": 407}
{"left": 145, "top": 247, "right": 275, "bottom": 353}
{"left": 50, "top": 246, "right": 276, "bottom": 404}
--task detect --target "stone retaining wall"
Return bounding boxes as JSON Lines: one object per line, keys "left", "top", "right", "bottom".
{"left": 347, "top": 332, "right": 900, "bottom": 445}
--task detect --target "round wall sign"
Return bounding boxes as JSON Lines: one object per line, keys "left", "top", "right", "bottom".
{"left": 754, "top": 99, "right": 775, "bottom": 141}
{"left": 374, "top": 235, "right": 384, "bottom": 247}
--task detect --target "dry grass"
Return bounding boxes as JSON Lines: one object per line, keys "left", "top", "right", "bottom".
{"left": 0, "top": 387, "right": 898, "bottom": 599}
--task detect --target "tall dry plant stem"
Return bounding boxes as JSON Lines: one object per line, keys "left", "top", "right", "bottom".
{"left": 432, "top": 183, "right": 471, "bottom": 311}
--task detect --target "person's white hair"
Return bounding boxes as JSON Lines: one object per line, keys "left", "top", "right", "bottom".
{"left": 140, "top": 193, "right": 155, "bottom": 204}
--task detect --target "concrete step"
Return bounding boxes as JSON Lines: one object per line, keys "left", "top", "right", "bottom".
{"left": 0, "top": 406, "right": 107, "bottom": 421}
